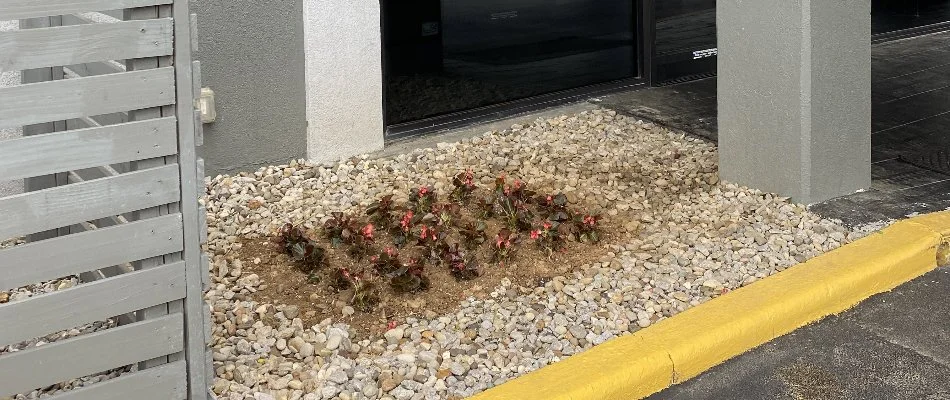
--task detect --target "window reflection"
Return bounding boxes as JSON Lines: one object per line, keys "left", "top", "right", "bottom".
{"left": 383, "top": 0, "right": 639, "bottom": 125}
{"left": 654, "top": 0, "right": 717, "bottom": 84}
{"left": 873, "top": 0, "right": 950, "bottom": 34}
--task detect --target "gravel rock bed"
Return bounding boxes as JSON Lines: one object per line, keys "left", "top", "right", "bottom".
{"left": 204, "top": 109, "right": 881, "bottom": 400}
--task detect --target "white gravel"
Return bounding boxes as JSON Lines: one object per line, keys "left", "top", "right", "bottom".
{"left": 198, "top": 109, "right": 881, "bottom": 399}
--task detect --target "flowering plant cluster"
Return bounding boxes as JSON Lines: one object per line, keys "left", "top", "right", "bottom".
{"left": 274, "top": 223, "right": 325, "bottom": 273}
{"left": 273, "top": 170, "right": 604, "bottom": 314}
{"left": 491, "top": 229, "right": 519, "bottom": 264}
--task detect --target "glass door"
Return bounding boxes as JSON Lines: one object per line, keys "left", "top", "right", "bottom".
{"left": 383, "top": 0, "right": 643, "bottom": 131}
{"left": 653, "top": 0, "right": 717, "bottom": 84}
{"left": 873, "top": 0, "right": 950, "bottom": 35}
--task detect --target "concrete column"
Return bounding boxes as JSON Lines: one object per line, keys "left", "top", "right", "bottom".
{"left": 303, "top": 0, "right": 385, "bottom": 163}
{"left": 718, "top": 0, "right": 871, "bottom": 204}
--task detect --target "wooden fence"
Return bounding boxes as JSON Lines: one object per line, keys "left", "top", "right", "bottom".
{"left": 0, "top": 1, "right": 211, "bottom": 399}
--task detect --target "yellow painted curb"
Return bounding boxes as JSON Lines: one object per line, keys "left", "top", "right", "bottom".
{"left": 471, "top": 211, "right": 950, "bottom": 400}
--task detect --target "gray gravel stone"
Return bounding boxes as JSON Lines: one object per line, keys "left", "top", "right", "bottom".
{"left": 199, "top": 109, "right": 888, "bottom": 400}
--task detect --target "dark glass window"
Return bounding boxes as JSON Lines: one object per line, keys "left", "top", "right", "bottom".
{"left": 653, "top": 0, "right": 717, "bottom": 84}
{"left": 382, "top": 0, "right": 640, "bottom": 125}
{"left": 873, "top": 0, "right": 950, "bottom": 34}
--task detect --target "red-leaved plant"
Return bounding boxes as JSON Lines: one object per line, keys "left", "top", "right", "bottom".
{"left": 390, "top": 257, "right": 430, "bottom": 293}
{"left": 329, "top": 268, "right": 380, "bottom": 311}
{"left": 430, "top": 202, "right": 461, "bottom": 227}
{"left": 274, "top": 223, "right": 326, "bottom": 273}
{"left": 408, "top": 185, "right": 437, "bottom": 214}
{"left": 450, "top": 170, "right": 477, "bottom": 203}
{"left": 494, "top": 174, "right": 535, "bottom": 231}
{"left": 414, "top": 224, "right": 448, "bottom": 261}
{"left": 474, "top": 194, "right": 495, "bottom": 220}
{"left": 365, "top": 194, "right": 399, "bottom": 229}
{"left": 458, "top": 220, "right": 488, "bottom": 250}
{"left": 536, "top": 193, "right": 572, "bottom": 222}
{"left": 573, "top": 213, "right": 602, "bottom": 243}
{"left": 371, "top": 247, "right": 403, "bottom": 277}
{"left": 323, "top": 212, "right": 359, "bottom": 247}
{"left": 391, "top": 210, "right": 421, "bottom": 247}
{"left": 494, "top": 174, "right": 535, "bottom": 203}
{"left": 490, "top": 229, "right": 519, "bottom": 264}
{"left": 530, "top": 220, "right": 569, "bottom": 256}
{"left": 346, "top": 223, "right": 376, "bottom": 260}
{"left": 442, "top": 242, "right": 479, "bottom": 280}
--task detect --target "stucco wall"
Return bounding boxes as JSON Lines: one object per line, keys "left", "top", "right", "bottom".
{"left": 191, "top": 0, "right": 309, "bottom": 176}
{"left": 1, "top": 20, "right": 22, "bottom": 198}
{"left": 303, "top": 0, "right": 385, "bottom": 163}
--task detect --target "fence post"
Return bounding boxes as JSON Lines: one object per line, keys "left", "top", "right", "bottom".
{"left": 170, "top": 1, "right": 212, "bottom": 397}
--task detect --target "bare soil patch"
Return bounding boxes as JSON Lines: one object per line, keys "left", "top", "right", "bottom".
{"left": 237, "top": 195, "right": 622, "bottom": 337}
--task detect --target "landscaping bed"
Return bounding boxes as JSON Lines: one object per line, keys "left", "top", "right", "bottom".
{"left": 234, "top": 163, "right": 620, "bottom": 336}
{"left": 205, "top": 109, "right": 877, "bottom": 400}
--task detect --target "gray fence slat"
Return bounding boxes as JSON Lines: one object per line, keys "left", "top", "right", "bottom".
{"left": 197, "top": 157, "right": 205, "bottom": 180}
{"left": 193, "top": 108, "right": 203, "bottom": 147}
{"left": 200, "top": 253, "right": 210, "bottom": 291}
{"left": 0, "top": 117, "right": 178, "bottom": 181}
{"left": 205, "top": 347, "right": 215, "bottom": 390}
{"left": 46, "top": 361, "right": 186, "bottom": 400}
{"left": 0, "top": 18, "right": 173, "bottom": 72}
{"left": 0, "top": 67, "right": 175, "bottom": 130}
{"left": 0, "top": 314, "right": 183, "bottom": 397}
{"left": 0, "top": 214, "right": 183, "bottom": 291}
{"left": 191, "top": 61, "right": 201, "bottom": 99}
{"left": 0, "top": 261, "right": 186, "bottom": 347}
{"left": 171, "top": 0, "right": 212, "bottom": 396}
{"left": 198, "top": 206, "right": 208, "bottom": 244}
{"left": 0, "top": 0, "right": 172, "bottom": 20}
{"left": 0, "top": 164, "right": 180, "bottom": 240}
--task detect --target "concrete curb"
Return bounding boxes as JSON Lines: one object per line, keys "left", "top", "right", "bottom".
{"left": 470, "top": 211, "right": 950, "bottom": 400}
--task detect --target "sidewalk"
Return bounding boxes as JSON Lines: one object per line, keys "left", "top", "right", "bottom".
{"left": 650, "top": 266, "right": 950, "bottom": 400}
{"left": 599, "top": 30, "right": 950, "bottom": 227}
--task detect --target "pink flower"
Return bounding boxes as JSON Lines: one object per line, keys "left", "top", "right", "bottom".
{"left": 419, "top": 186, "right": 429, "bottom": 196}
{"left": 401, "top": 211, "right": 414, "bottom": 230}
{"left": 464, "top": 170, "right": 475, "bottom": 187}
{"left": 361, "top": 224, "right": 375, "bottom": 239}
{"left": 387, "top": 320, "right": 397, "bottom": 330}
{"left": 546, "top": 195, "right": 553, "bottom": 204}
{"left": 530, "top": 230, "right": 540, "bottom": 240}
{"left": 542, "top": 222, "right": 552, "bottom": 230}
{"left": 420, "top": 225, "right": 429, "bottom": 240}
